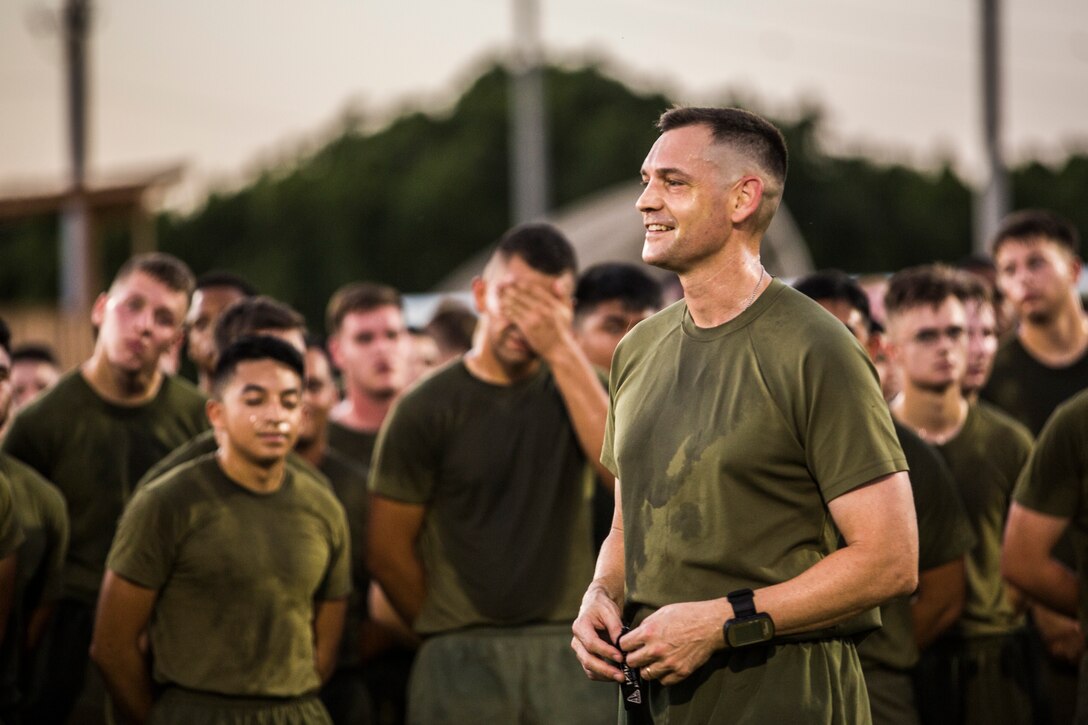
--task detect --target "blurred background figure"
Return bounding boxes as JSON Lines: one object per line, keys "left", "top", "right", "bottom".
{"left": 185, "top": 271, "right": 258, "bottom": 393}
{"left": 572, "top": 262, "right": 663, "bottom": 372}
{"left": 8, "top": 344, "right": 61, "bottom": 414}
{"left": 423, "top": 300, "right": 477, "bottom": 367}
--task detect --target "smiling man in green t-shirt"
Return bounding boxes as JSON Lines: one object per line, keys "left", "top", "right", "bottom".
{"left": 571, "top": 107, "right": 918, "bottom": 725}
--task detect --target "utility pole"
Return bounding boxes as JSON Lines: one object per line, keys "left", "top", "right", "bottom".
{"left": 975, "top": 0, "right": 1008, "bottom": 254}
{"left": 60, "top": 0, "right": 93, "bottom": 313}
{"left": 508, "top": 0, "right": 549, "bottom": 224}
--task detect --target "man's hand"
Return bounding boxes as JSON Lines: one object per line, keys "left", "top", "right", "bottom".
{"left": 621, "top": 599, "right": 729, "bottom": 686}
{"left": 571, "top": 583, "right": 626, "bottom": 683}
{"left": 1032, "top": 604, "right": 1084, "bottom": 665}
{"left": 499, "top": 279, "right": 573, "bottom": 360}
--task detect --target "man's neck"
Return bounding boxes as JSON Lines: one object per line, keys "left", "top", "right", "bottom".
{"left": 680, "top": 242, "right": 768, "bottom": 328}
{"left": 216, "top": 448, "right": 287, "bottom": 493}
{"left": 80, "top": 351, "right": 163, "bottom": 406}
{"left": 1018, "top": 298, "right": 1088, "bottom": 367}
{"left": 331, "top": 386, "right": 395, "bottom": 432}
{"left": 463, "top": 346, "right": 539, "bottom": 386}
{"left": 892, "top": 384, "right": 968, "bottom": 445}
{"left": 295, "top": 430, "right": 327, "bottom": 468}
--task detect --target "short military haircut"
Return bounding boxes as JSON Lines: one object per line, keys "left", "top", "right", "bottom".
{"left": 195, "top": 270, "right": 258, "bottom": 297}
{"left": 884, "top": 265, "right": 964, "bottom": 320}
{"left": 0, "top": 317, "right": 10, "bottom": 356}
{"left": 214, "top": 296, "right": 307, "bottom": 355}
{"left": 792, "top": 270, "right": 879, "bottom": 333}
{"left": 991, "top": 209, "right": 1081, "bottom": 257}
{"left": 111, "top": 252, "right": 195, "bottom": 298}
{"left": 952, "top": 269, "right": 993, "bottom": 306}
{"left": 211, "top": 335, "right": 305, "bottom": 397}
{"left": 491, "top": 223, "right": 578, "bottom": 277}
{"left": 11, "top": 343, "right": 58, "bottom": 367}
{"left": 658, "top": 106, "right": 788, "bottom": 184}
{"left": 325, "top": 282, "right": 402, "bottom": 336}
{"left": 425, "top": 301, "right": 477, "bottom": 355}
{"left": 574, "top": 263, "right": 664, "bottom": 318}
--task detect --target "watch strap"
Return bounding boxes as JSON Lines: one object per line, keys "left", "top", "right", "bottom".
{"left": 727, "top": 588, "right": 757, "bottom": 619}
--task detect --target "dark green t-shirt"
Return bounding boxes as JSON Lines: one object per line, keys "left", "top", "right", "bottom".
{"left": 328, "top": 420, "right": 378, "bottom": 471}
{"left": 1012, "top": 389, "right": 1088, "bottom": 633}
{"left": 369, "top": 361, "right": 596, "bottom": 636}
{"left": 605, "top": 281, "right": 907, "bottom": 625}
{"left": 935, "top": 402, "right": 1032, "bottom": 637}
{"left": 0, "top": 454, "right": 68, "bottom": 708}
{"left": 0, "top": 471, "right": 22, "bottom": 559}
{"left": 319, "top": 446, "right": 369, "bottom": 668}
{"left": 981, "top": 335, "right": 1088, "bottom": 436}
{"left": 107, "top": 454, "right": 351, "bottom": 697}
{"left": 1, "top": 371, "right": 208, "bottom": 603}
{"left": 859, "top": 423, "right": 975, "bottom": 672}
{"left": 136, "top": 428, "right": 330, "bottom": 491}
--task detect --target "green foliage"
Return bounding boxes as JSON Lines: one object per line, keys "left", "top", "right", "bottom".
{"left": 3, "top": 61, "right": 1087, "bottom": 322}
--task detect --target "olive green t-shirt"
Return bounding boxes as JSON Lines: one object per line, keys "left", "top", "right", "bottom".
{"left": 1012, "top": 389, "right": 1088, "bottom": 633}
{"left": 605, "top": 281, "right": 907, "bottom": 626}
{"left": 1, "top": 371, "right": 208, "bottom": 603}
{"left": 859, "top": 423, "right": 975, "bottom": 672}
{"left": 0, "top": 471, "right": 22, "bottom": 559}
{"left": 136, "top": 428, "right": 330, "bottom": 491}
{"left": 107, "top": 454, "right": 351, "bottom": 697}
{"left": 935, "top": 402, "right": 1032, "bottom": 637}
{"left": 319, "top": 446, "right": 370, "bottom": 668}
{"left": 328, "top": 420, "right": 378, "bottom": 470}
{"left": 370, "top": 361, "right": 596, "bottom": 636}
{"left": 981, "top": 335, "right": 1088, "bottom": 436}
{"left": 0, "top": 453, "right": 68, "bottom": 708}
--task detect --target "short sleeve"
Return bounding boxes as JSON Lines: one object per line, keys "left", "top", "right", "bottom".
{"left": 37, "top": 477, "right": 70, "bottom": 602}
{"left": 1014, "top": 397, "right": 1086, "bottom": 518}
{"left": 368, "top": 394, "right": 439, "bottom": 504}
{"left": 105, "top": 486, "right": 179, "bottom": 590}
{"left": 315, "top": 498, "right": 353, "bottom": 601}
{"left": 902, "top": 432, "right": 977, "bottom": 570}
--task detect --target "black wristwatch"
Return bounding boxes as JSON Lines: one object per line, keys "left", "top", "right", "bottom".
{"left": 723, "top": 589, "right": 775, "bottom": 648}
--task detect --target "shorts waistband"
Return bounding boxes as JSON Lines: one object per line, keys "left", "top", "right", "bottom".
{"left": 160, "top": 685, "right": 319, "bottom": 708}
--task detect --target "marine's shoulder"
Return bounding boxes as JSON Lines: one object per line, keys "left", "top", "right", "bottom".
{"left": 973, "top": 401, "right": 1033, "bottom": 446}
{"left": 13, "top": 370, "right": 89, "bottom": 421}
{"left": 160, "top": 375, "right": 208, "bottom": 409}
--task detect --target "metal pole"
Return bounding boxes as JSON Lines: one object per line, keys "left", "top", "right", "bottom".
{"left": 508, "top": 0, "right": 549, "bottom": 224}
{"left": 975, "top": 0, "right": 1009, "bottom": 255}
{"left": 60, "top": 0, "right": 92, "bottom": 313}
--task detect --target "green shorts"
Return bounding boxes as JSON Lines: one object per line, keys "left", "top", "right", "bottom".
{"left": 148, "top": 687, "right": 331, "bottom": 725}
{"left": 408, "top": 623, "right": 614, "bottom": 725}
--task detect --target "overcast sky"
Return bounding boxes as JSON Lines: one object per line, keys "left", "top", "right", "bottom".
{"left": 2, "top": 0, "right": 1086, "bottom": 207}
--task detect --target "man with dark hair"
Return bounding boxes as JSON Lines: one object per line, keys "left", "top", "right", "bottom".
{"left": 573, "top": 262, "right": 664, "bottom": 372}
{"left": 2, "top": 252, "right": 207, "bottom": 724}
{"left": 884, "top": 265, "right": 1041, "bottom": 725}
{"left": 9, "top": 344, "right": 61, "bottom": 413}
{"left": 572, "top": 107, "right": 917, "bottom": 724}
{"left": 136, "top": 295, "right": 309, "bottom": 487}
{"left": 325, "top": 283, "right": 410, "bottom": 470}
{"left": 185, "top": 270, "right": 257, "bottom": 393}
{"left": 794, "top": 271, "right": 974, "bottom": 725}
{"left": 424, "top": 300, "right": 477, "bottom": 365}
{"left": 369, "top": 222, "right": 614, "bottom": 723}
{"left": 0, "top": 318, "right": 69, "bottom": 723}
{"left": 955, "top": 272, "right": 1000, "bottom": 402}
{"left": 91, "top": 336, "right": 350, "bottom": 724}
{"left": 982, "top": 209, "right": 1088, "bottom": 435}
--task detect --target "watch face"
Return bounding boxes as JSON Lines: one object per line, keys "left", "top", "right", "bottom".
{"left": 726, "top": 617, "right": 774, "bottom": 648}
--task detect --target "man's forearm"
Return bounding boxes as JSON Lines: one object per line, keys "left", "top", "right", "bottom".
{"left": 92, "top": 646, "right": 154, "bottom": 724}
{"left": 1013, "top": 558, "right": 1079, "bottom": 617}
{"left": 369, "top": 550, "right": 427, "bottom": 626}
{"left": 589, "top": 524, "right": 626, "bottom": 605}
{"left": 542, "top": 339, "right": 613, "bottom": 483}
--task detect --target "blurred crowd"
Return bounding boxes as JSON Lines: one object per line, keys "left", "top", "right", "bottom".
{"left": 0, "top": 196, "right": 1085, "bottom": 725}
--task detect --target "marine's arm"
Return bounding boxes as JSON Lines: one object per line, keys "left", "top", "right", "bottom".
{"left": 571, "top": 479, "right": 626, "bottom": 683}
{"left": 366, "top": 495, "right": 427, "bottom": 625}
{"left": 623, "top": 472, "right": 918, "bottom": 686}
{"left": 313, "top": 598, "right": 348, "bottom": 684}
{"left": 1002, "top": 503, "right": 1077, "bottom": 617}
{"left": 500, "top": 280, "right": 614, "bottom": 484}
{"left": 90, "top": 571, "right": 157, "bottom": 724}
{"left": 912, "top": 558, "right": 966, "bottom": 649}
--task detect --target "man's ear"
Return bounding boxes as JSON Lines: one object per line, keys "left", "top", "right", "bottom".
{"left": 471, "top": 276, "right": 487, "bottom": 315}
{"left": 206, "top": 397, "right": 223, "bottom": 432}
{"left": 730, "top": 176, "right": 765, "bottom": 225}
{"left": 90, "top": 292, "right": 109, "bottom": 329}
